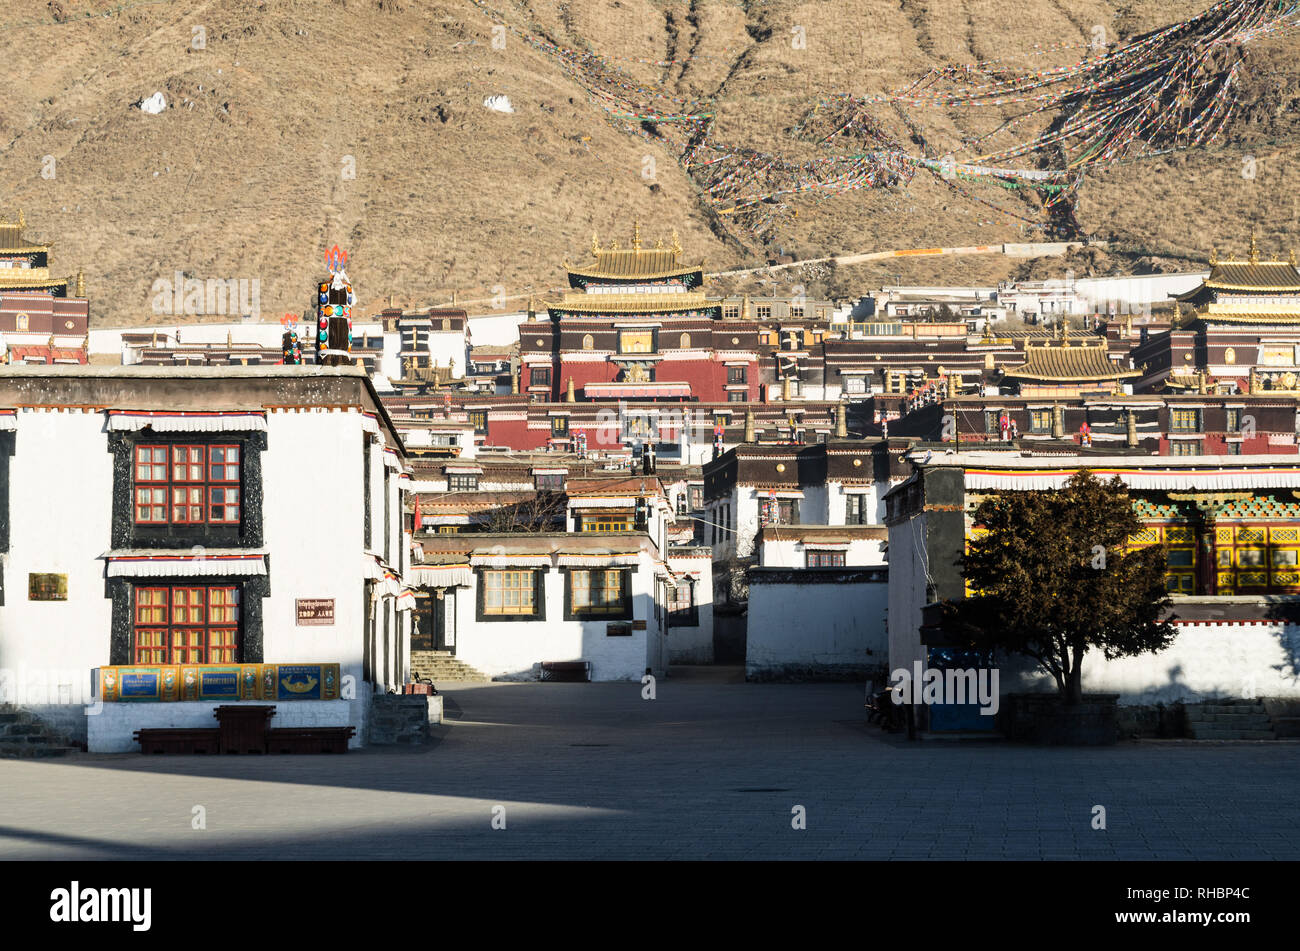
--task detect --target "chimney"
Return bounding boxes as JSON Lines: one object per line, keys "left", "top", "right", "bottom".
{"left": 744, "top": 408, "right": 756, "bottom": 443}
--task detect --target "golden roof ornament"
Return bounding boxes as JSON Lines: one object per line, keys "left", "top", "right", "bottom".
{"left": 1291, "top": 249, "right": 1297, "bottom": 268}
{"left": 609, "top": 239, "right": 619, "bottom": 251}
{"left": 670, "top": 229, "right": 682, "bottom": 259}
{"left": 17, "top": 209, "right": 24, "bottom": 230}
{"left": 75, "top": 270, "right": 85, "bottom": 297}
{"left": 655, "top": 237, "right": 664, "bottom": 250}
{"left": 591, "top": 231, "right": 600, "bottom": 257}
{"left": 1208, "top": 247, "right": 1218, "bottom": 266}
{"left": 1249, "top": 229, "right": 1260, "bottom": 265}
{"left": 632, "top": 220, "right": 642, "bottom": 251}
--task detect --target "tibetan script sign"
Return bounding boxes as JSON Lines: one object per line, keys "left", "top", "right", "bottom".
{"left": 296, "top": 599, "right": 335, "bottom": 626}
{"left": 28, "top": 573, "right": 67, "bottom": 601}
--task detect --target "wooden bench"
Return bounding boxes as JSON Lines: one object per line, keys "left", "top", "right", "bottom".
{"left": 213, "top": 704, "right": 276, "bottom": 754}
{"left": 134, "top": 728, "right": 221, "bottom": 755}
{"left": 266, "top": 727, "right": 356, "bottom": 754}
{"left": 539, "top": 661, "right": 592, "bottom": 683}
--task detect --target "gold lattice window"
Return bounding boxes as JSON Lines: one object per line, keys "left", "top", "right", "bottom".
{"left": 482, "top": 570, "right": 537, "bottom": 616}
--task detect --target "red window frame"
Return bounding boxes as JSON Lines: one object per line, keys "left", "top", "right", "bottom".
{"left": 131, "top": 584, "right": 241, "bottom": 664}
{"left": 133, "top": 443, "right": 241, "bottom": 526}
{"left": 806, "top": 550, "right": 846, "bottom": 568}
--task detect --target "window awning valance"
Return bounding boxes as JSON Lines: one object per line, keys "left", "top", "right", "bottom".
{"left": 408, "top": 564, "right": 472, "bottom": 588}
{"left": 102, "top": 549, "right": 268, "bottom": 577}
{"left": 584, "top": 382, "right": 691, "bottom": 399}
{"left": 0, "top": 411, "right": 14, "bottom": 432}
{"left": 107, "top": 410, "right": 267, "bottom": 432}
{"left": 556, "top": 553, "right": 642, "bottom": 567}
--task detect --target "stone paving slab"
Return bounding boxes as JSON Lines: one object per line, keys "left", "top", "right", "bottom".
{"left": 0, "top": 681, "right": 1297, "bottom": 860}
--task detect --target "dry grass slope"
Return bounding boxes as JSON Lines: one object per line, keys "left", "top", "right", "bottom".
{"left": 0, "top": 0, "right": 1295, "bottom": 327}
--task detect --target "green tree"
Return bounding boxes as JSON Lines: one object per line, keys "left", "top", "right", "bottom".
{"left": 945, "top": 470, "right": 1177, "bottom": 704}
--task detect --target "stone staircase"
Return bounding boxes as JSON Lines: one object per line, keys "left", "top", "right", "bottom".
{"left": 0, "top": 706, "right": 82, "bottom": 758}
{"left": 1185, "top": 700, "right": 1277, "bottom": 740}
{"left": 410, "top": 650, "right": 490, "bottom": 685}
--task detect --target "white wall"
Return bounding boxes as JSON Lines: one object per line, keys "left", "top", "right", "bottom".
{"left": 665, "top": 556, "right": 713, "bottom": 664}
{"left": 450, "top": 559, "right": 662, "bottom": 681}
{"left": 0, "top": 404, "right": 405, "bottom": 747}
{"left": 1, "top": 410, "right": 114, "bottom": 688}
{"left": 758, "top": 536, "right": 886, "bottom": 568}
{"left": 87, "top": 692, "right": 372, "bottom": 752}
{"left": 747, "top": 577, "right": 888, "bottom": 679}
{"left": 998, "top": 620, "right": 1300, "bottom": 704}
{"left": 467, "top": 311, "right": 529, "bottom": 348}
{"left": 887, "top": 513, "right": 929, "bottom": 675}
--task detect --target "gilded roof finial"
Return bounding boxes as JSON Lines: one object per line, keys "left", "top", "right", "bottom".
{"left": 1173, "top": 301, "right": 1183, "bottom": 324}
{"left": 17, "top": 209, "right": 24, "bottom": 230}
{"left": 591, "top": 231, "right": 600, "bottom": 257}
{"left": 670, "top": 228, "right": 682, "bottom": 259}
{"left": 609, "top": 238, "right": 620, "bottom": 251}
{"left": 1209, "top": 247, "right": 1218, "bottom": 267}
{"left": 632, "top": 220, "right": 642, "bottom": 251}
{"left": 1249, "top": 228, "right": 1260, "bottom": 265}
{"left": 1290, "top": 248, "right": 1297, "bottom": 269}
{"left": 655, "top": 236, "right": 664, "bottom": 250}
{"left": 76, "top": 270, "right": 85, "bottom": 297}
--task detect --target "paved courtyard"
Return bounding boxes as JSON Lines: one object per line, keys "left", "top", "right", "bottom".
{"left": 1, "top": 679, "right": 1298, "bottom": 859}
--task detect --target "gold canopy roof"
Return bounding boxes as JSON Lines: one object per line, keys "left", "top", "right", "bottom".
{"left": 1003, "top": 339, "right": 1139, "bottom": 382}
{"left": 564, "top": 223, "right": 702, "bottom": 281}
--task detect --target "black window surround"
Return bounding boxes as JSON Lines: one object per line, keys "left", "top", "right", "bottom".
{"left": 107, "top": 572, "right": 270, "bottom": 666}
{"left": 109, "top": 430, "right": 266, "bottom": 550}
{"left": 563, "top": 567, "right": 633, "bottom": 621}
{"left": 475, "top": 567, "right": 548, "bottom": 623}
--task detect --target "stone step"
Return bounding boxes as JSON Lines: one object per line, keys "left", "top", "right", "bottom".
{"left": 1188, "top": 726, "right": 1277, "bottom": 740}
{"left": 1271, "top": 716, "right": 1300, "bottom": 738}
{"left": 0, "top": 745, "right": 77, "bottom": 759}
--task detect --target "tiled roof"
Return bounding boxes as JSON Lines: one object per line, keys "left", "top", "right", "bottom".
{"left": 568, "top": 247, "right": 701, "bottom": 281}
{"left": 1003, "top": 341, "right": 1138, "bottom": 381}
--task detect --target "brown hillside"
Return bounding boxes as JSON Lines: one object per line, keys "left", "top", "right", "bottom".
{"left": 0, "top": 0, "right": 1296, "bottom": 327}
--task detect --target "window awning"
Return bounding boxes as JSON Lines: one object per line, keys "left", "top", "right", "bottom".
{"left": 556, "top": 553, "right": 642, "bottom": 567}
{"left": 107, "top": 410, "right": 267, "bottom": 432}
{"left": 802, "top": 542, "right": 851, "bottom": 552}
{"left": 0, "top": 411, "right": 14, "bottom": 432}
{"left": 584, "top": 382, "right": 691, "bottom": 399}
{"left": 102, "top": 549, "right": 268, "bottom": 577}
{"left": 445, "top": 465, "right": 483, "bottom": 475}
{"left": 408, "top": 564, "right": 473, "bottom": 588}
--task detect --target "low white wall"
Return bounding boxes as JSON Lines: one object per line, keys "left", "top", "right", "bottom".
{"left": 997, "top": 621, "right": 1300, "bottom": 704}
{"left": 88, "top": 694, "right": 371, "bottom": 753}
{"left": 747, "top": 577, "right": 888, "bottom": 679}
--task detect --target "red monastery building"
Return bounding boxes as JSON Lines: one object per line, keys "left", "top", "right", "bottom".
{"left": 518, "top": 226, "right": 761, "bottom": 405}
{"left": 0, "top": 212, "right": 89, "bottom": 365}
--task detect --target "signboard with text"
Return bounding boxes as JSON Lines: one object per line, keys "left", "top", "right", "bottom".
{"left": 296, "top": 599, "right": 335, "bottom": 626}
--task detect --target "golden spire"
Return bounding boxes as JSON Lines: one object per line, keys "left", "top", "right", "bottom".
{"left": 632, "top": 220, "right": 642, "bottom": 251}
{"left": 609, "top": 239, "right": 619, "bottom": 251}
{"left": 1249, "top": 229, "right": 1260, "bottom": 265}
{"left": 654, "top": 237, "right": 664, "bottom": 250}
{"left": 1209, "top": 247, "right": 1218, "bottom": 267}
{"left": 75, "top": 270, "right": 85, "bottom": 297}
{"left": 591, "top": 231, "right": 600, "bottom": 257}
{"left": 1291, "top": 249, "right": 1297, "bottom": 269}
{"left": 17, "top": 209, "right": 24, "bottom": 230}
{"left": 670, "top": 229, "right": 682, "bottom": 259}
